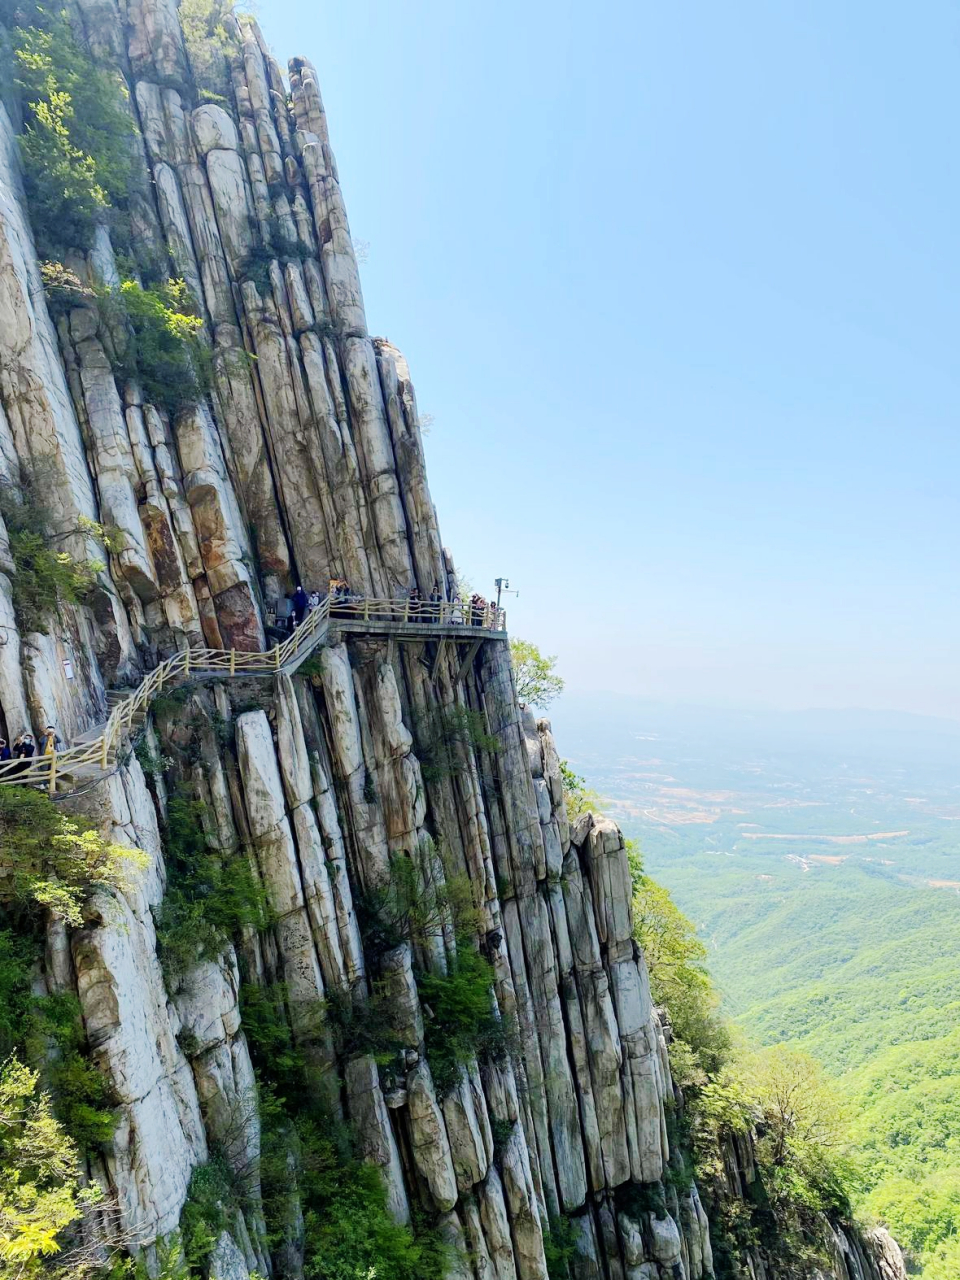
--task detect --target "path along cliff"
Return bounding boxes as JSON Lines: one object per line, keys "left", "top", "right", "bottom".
{"left": 0, "top": 5, "right": 906, "bottom": 1279}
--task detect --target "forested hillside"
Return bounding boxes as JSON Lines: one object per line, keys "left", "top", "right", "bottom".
{"left": 552, "top": 696, "right": 960, "bottom": 1277}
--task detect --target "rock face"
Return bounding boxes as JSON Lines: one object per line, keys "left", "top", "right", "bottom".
{"left": 0, "top": 9, "right": 906, "bottom": 1280}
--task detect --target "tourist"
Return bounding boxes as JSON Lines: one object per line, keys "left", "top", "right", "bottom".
{"left": 409, "top": 586, "right": 422, "bottom": 620}
{"left": 451, "top": 594, "right": 464, "bottom": 625}
{"left": 308, "top": 590, "right": 321, "bottom": 611}
{"left": 0, "top": 739, "right": 10, "bottom": 763}
{"left": 13, "top": 733, "right": 35, "bottom": 777}
{"left": 41, "top": 725, "right": 63, "bottom": 755}
{"left": 292, "top": 585, "right": 309, "bottom": 627}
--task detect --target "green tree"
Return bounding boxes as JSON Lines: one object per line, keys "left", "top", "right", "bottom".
{"left": 0, "top": 788, "right": 147, "bottom": 927}
{"left": 509, "top": 638, "right": 564, "bottom": 708}
{"left": 557, "top": 760, "right": 602, "bottom": 822}
{"left": 0, "top": 1055, "right": 99, "bottom": 1276}
{"left": 104, "top": 280, "right": 209, "bottom": 416}
{"left": 922, "top": 1234, "right": 960, "bottom": 1280}
{"left": 633, "top": 873, "right": 729, "bottom": 1080}
{"left": 12, "top": 10, "right": 133, "bottom": 254}
{"left": 180, "top": 0, "right": 237, "bottom": 99}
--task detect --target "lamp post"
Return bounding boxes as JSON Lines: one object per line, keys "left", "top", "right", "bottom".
{"left": 494, "top": 577, "right": 519, "bottom": 609}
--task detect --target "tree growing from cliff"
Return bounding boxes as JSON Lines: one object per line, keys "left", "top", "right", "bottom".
{"left": 633, "top": 873, "right": 729, "bottom": 1079}
{"left": 0, "top": 1055, "right": 91, "bottom": 1275}
{"left": 509, "top": 638, "right": 564, "bottom": 708}
{"left": 0, "top": 475, "right": 104, "bottom": 636}
{"left": 12, "top": 10, "right": 133, "bottom": 254}
{"left": 180, "top": 0, "right": 237, "bottom": 101}
{"left": 103, "top": 280, "right": 210, "bottom": 416}
{"left": 0, "top": 788, "right": 147, "bottom": 928}
{"left": 558, "top": 760, "right": 602, "bottom": 822}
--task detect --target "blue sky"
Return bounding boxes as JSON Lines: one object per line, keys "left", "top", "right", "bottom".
{"left": 260, "top": 1, "right": 960, "bottom": 720}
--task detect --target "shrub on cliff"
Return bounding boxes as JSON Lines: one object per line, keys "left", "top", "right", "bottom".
{"left": 102, "top": 280, "right": 210, "bottom": 416}
{"left": 416, "top": 705, "right": 499, "bottom": 784}
{"left": 154, "top": 791, "right": 270, "bottom": 986}
{"left": 0, "top": 788, "right": 147, "bottom": 928}
{"left": 558, "top": 759, "right": 602, "bottom": 821}
{"left": 240, "top": 1007, "right": 449, "bottom": 1280}
{"left": 12, "top": 9, "right": 133, "bottom": 255}
{"left": 418, "top": 946, "right": 514, "bottom": 1095}
{"left": 0, "top": 469, "right": 107, "bottom": 634}
{"left": 357, "top": 846, "right": 482, "bottom": 960}
{"left": 0, "top": 1055, "right": 101, "bottom": 1278}
{"left": 180, "top": 0, "right": 237, "bottom": 100}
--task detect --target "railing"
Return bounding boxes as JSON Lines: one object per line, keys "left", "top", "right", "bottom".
{"left": 327, "top": 597, "right": 505, "bottom": 631}
{"left": 0, "top": 595, "right": 506, "bottom": 795}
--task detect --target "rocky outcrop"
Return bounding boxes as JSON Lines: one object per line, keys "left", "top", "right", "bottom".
{"left": 0, "top": 7, "right": 907, "bottom": 1280}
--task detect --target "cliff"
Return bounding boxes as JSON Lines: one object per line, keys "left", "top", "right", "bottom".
{"left": 0, "top": 5, "right": 906, "bottom": 1279}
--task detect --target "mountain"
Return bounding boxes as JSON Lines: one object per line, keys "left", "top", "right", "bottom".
{"left": 552, "top": 694, "right": 959, "bottom": 1274}
{"left": 0, "top": 4, "right": 905, "bottom": 1279}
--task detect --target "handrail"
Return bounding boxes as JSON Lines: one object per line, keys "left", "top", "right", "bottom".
{"left": 0, "top": 595, "right": 506, "bottom": 795}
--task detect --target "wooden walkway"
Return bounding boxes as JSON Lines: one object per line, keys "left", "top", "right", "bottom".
{"left": 1, "top": 596, "right": 506, "bottom": 795}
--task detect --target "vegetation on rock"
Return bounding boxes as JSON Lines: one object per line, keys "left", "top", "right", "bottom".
{"left": 0, "top": 472, "right": 106, "bottom": 636}
{"left": 558, "top": 759, "right": 602, "bottom": 822}
{"left": 416, "top": 704, "right": 500, "bottom": 784}
{"left": 0, "top": 788, "right": 146, "bottom": 927}
{"left": 0, "top": 792, "right": 137, "bottom": 1275}
{"left": 11, "top": 7, "right": 133, "bottom": 255}
{"left": 180, "top": 0, "right": 238, "bottom": 100}
{"left": 357, "top": 846, "right": 482, "bottom": 960}
{"left": 418, "top": 946, "right": 513, "bottom": 1095}
{"left": 509, "top": 637, "right": 565, "bottom": 708}
{"left": 0, "top": 1055, "right": 102, "bottom": 1278}
{"left": 153, "top": 791, "right": 270, "bottom": 986}
{"left": 101, "top": 280, "right": 210, "bottom": 416}
{"left": 240, "top": 994, "right": 449, "bottom": 1280}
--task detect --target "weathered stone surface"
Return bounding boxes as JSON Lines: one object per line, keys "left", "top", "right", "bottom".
{"left": 406, "top": 1062, "right": 459, "bottom": 1212}
{"left": 344, "top": 1056, "right": 410, "bottom": 1225}
{"left": 237, "top": 710, "right": 326, "bottom": 1022}
{"left": 208, "top": 1231, "right": 251, "bottom": 1280}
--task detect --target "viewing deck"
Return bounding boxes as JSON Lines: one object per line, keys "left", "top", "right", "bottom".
{"left": 1, "top": 595, "right": 507, "bottom": 796}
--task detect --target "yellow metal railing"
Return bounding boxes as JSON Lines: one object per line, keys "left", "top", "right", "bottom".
{"left": 0, "top": 595, "right": 506, "bottom": 795}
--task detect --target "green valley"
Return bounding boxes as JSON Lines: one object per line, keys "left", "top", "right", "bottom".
{"left": 553, "top": 696, "right": 960, "bottom": 1277}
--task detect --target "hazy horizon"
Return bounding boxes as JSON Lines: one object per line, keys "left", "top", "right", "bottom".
{"left": 261, "top": 1, "right": 960, "bottom": 721}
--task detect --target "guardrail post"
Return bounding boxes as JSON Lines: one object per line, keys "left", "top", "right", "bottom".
{"left": 404, "top": 599, "right": 410, "bottom": 623}
{"left": 363, "top": 599, "right": 370, "bottom": 622}
{"left": 230, "top": 648, "right": 236, "bottom": 676}
{"left": 101, "top": 729, "right": 109, "bottom": 769}
{"left": 48, "top": 752, "right": 57, "bottom": 796}
{"left": 184, "top": 647, "right": 190, "bottom": 676}
{"left": 274, "top": 643, "right": 281, "bottom": 670}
